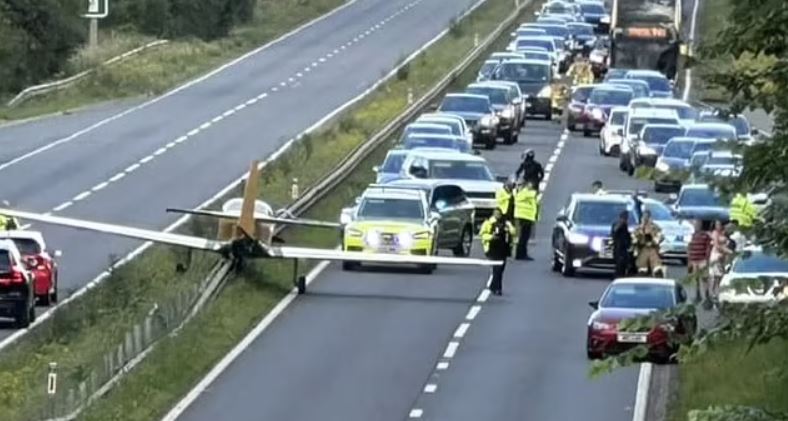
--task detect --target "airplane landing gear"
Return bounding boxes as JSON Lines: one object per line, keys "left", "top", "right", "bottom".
{"left": 293, "top": 259, "right": 306, "bottom": 294}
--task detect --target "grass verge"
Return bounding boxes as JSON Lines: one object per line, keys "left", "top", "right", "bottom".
{"left": 0, "top": 0, "right": 534, "bottom": 419}
{"left": 668, "top": 337, "right": 788, "bottom": 420}
{"left": 0, "top": 0, "right": 347, "bottom": 122}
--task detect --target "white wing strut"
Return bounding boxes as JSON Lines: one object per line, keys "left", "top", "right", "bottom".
{"left": 272, "top": 246, "right": 501, "bottom": 266}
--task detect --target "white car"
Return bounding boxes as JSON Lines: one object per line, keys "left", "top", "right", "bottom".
{"left": 620, "top": 108, "right": 680, "bottom": 175}
{"left": 719, "top": 246, "right": 788, "bottom": 305}
{"left": 399, "top": 149, "right": 505, "bottom": 226}
{"left": 599, "top": 106, "right": 628, "bottom": 156}
{"left": 644, "top": 98, "right": 699, "bottom": 127}
{"left": 416, "top": 113, "right": 473, "bottom": 146}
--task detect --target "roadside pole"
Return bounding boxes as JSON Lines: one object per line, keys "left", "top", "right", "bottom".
{"left": 47, "top": 362, "right": 58, "bottom": 418}
{"left": 84, "top": 0, "right": 110, "bottom": 49}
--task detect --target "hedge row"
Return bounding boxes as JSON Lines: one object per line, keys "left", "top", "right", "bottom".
{"left": 0, "top": 0, "right": 255, "bottom": 95}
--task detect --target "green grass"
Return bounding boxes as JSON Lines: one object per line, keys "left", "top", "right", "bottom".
{"left": 0, "top": 0, "right": 347, "bottom": 122}
{"left": 669, "top": 338, "right": 788, "bottom": 421}
{"left": 691, "top": 0, "right": 732, "bottom": 104}
{"left": 0, "top": 0, "right": 531, "bottom": 419}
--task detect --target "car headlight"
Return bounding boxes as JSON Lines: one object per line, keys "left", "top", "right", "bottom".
{"left": 682, "top": 233, "right": 693, "bottom": 243}
{"left": 397, "top": 232, "right": 414, "bottom": 248}
{"left": 655, "top": 160, "right": 670, "bottom": 172}
{"left": 481, "top": 115, "right": 497, "bottom": 126}
{"left": 538, "top": 85, "right": 552, "bottom": 98}
{"left": 638, "top": 144, "right": 657, "bottom": 155}
{"left": 592, "top": 321, "right": 613, "bottom": 330}
{"left": 591, "top": 108, "right": 604, "bottom": 121}
{"left": 346, "top": 227, "right": 363, "bottom": 237}
{"left": 567, "top": 232, "right": 590, "bottom": 244}
{"left": 365, "top": 229, "right": 381, "bottom": 247}
{"left": 340, "top": 213, "right": 353, "bottom": 225}
{"left": 600, "top": 15, "right": 610, "bottom": 23}
{"left": 659, "top": 323, "right": 675, "bottom": 332}
{"left": 590, "top": 237, "right": 604, "bottom": 251}
{"left": 412, "top": 231, "right": 431, "bottom": 240}
{"left": 502, "top": 107, "right": 514, "bottom": 118}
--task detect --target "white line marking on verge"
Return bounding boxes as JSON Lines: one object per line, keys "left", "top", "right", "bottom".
{"left": 187, "top": 128, "right": 200, "bottom": 136}
{"left": 0, "top": 0, "right": 361, "bottom": 174}
{"left": 443, "top": 342, "right": 459, "bottom": 359}
{"left": 632, "top": 363, "right": 652, "bottom": 421}
{"left": 125, "top": 163, "right": 141, "bottom": 173}
{"left": 139, "top": 155, "right": 154, "bottom": 164}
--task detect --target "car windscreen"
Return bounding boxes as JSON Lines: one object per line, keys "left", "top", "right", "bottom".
{"left": 691, "top": 142, "right": 715, "bottom": 154}
{"left": 706, "top": 155, "right": 741, "bottom": 166}
{"left": 358, "top": 198, "right": 424, "bottom": 220}
{"left": 572, "top": 86, "right": 594, "bottom": 102}
{"left": 610, "top": 81, "right": 649, "bottom": 97}
{"left": 663, "top": 141, "right": 695, "bottom": 158}
{"left": 516, "top": 39, "right": 555, "bottom": 53}
{"left": 418, "top": 120, "right": 462, "bottom": 137}
{"left": 733, "top": 252, "right": 788, "bottom": 273}
{"left": 729, "top": 117, "right": 750, "bottom": 136}
{"left": 479, "top": 62, "right": 497, "bottom": 77}
{"left": 380, "top": 153, "right": 406, "bottom": 172}
{"left": 610, "top": 111, "right": 627, "bottom": 125}
{"left": 517, "top": 29, "right": 547, "bottom": 38}
{"left": 0, "top": 250, "right": 11, "bottom": 273}
{"left": 678, "top": 188, "right": 724, "bottom": 207}
{"left": 533, "top": 25, "right": 569, "bottom": 38}
{"left": 522, "top": 51, "right": 551, "bottom": 61}
{"left": 629, "top": 75, "right": 671, "bottom": 92}
{"left": 642, "top": 126, "right": 686, "bottom": 145}
{"left": 605, "top": 68, "right": 631, "bottom": 80}
{"left": 629, "top": 117, "right": 679, "bottom": 135}
{"left": 572, "top": 201, "right": 635, "bottom": 226}
{"left": 601, "top": 283, "right": 674, "bottom": 310}
{"left": 568, "top": 23, "right": 594, "bottom": 35}
{"left": 499, "top": 62, "right": 551, "bottom": 82}
{"left": 686, "top": 126, "right": 736, "bottom": 140}
{"left": 545, "top": 3, "right": 569, "bottom": 14}
{"left": 404, "top": 136, "right": 470, "bottom": 153}
{"left": 11, "top": 239, "right": 41, "bottom": 255}
{"left": 429, "top": 160, "right": 494, "bottom": 180}
{"left": 588, "top": 89, "right": 632, "bottom": 106}
{"left": 466, "top": 87, "right": 508, "bottom": 105}
{"left": 403, "top": 125, "right": 451, "bottom": 138}
{"left": 643, "top": 202, "right": 674, "bottom": 221}
{"left": 655, "top": 105, "right": 698, "bottom": 120}
{"left": 440, "top": 96, "right": 489, "bottom": 113}
{"left": 580, "top": 3, "right": 606, "bottom": 14}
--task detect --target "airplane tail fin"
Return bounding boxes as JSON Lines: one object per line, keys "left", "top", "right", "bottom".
{"left": 238, "top": 160, "right": 261, "bottom": 238}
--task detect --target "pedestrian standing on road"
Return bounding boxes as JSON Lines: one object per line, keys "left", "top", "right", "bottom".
{"left": 515, "top": 149, "right": 544, "bottom": 191}
{"left": 480, "top": 209, "right": 515, "bottom": 295}
{"left": 687, "top": 219, "right": 713, "bottom": 304}
{"left": 708, "top": 220, "right": 732, "bottom": 308}
{"left": 591, "top": 180, "right": 606, "bottom": 195}
{"left": 610, "top": 210, "right": 632, "bottom": 278}
{"left": 514, "top": 180, "right": 538, "bottom": 260}
{"left": 495, "top": 180, "right": 516, "bottom": 221}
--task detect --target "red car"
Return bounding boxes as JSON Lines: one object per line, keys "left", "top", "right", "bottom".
{"left": 0, "top": 231, "right": 60, "bottom": 305}
{"left": 565, "top": 84, "right": 597, "bottom": 132}
{"left": 582, "top": 85, "right": 634, "bottom": 137}
{"left": 586, "top": 278, "right": 695, "bottom": 362}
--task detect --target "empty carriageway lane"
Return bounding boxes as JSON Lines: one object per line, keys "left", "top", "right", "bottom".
{"left": 407, "top": 123, "right": 653, "bottom": 421}
{"left": 0, "top": 0, "right": 484, "bottom": 335}
{"left": 163, "top": 119, "right": 565, "bottom": 421}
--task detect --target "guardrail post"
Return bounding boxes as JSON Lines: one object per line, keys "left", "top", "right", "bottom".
{"left": 407, "top": 88, "right": 414, "bottom": 105}
{"left": 47, "top": 362, "right": 57, "bottom": 418}
{"left": 474, "top": 33, "right": 480, "bottom": 47}
{"left": 291, "top": 178, "right": 300, "bottom": 200}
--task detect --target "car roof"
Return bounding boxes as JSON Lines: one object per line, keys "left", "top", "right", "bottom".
{"left": 647, "top": 97, "right": 692, "bottom": 106}
{"left": 516, "top": 35, "right": 557, "bottom": 41}
{"left": 467, "top": 82, "right": 509, "bottom": 91}
{"left": 405, "top": 133, "right": 466, "bottom": 140}
{"left": 418, "top": 113, "right": 463, "bottom": 122}
{"left": 592, "top": 84, "right": 632, "bottom": 92}
{"left": 610, "top": 106, "right": 629, "bottom": 113}
{"left": 607, "top": 78, "right": 649, "bottom": 86}
{"left": 641, "top": 123, "right": 685, "bottom": 130}
{"left": 0, "top": 230, "right": 45, "bottom": 244}
{"left": 406, "top": 122, "right": 452, "bottom": 129}
{"left": 680, "top": 183, "right": 712, "bottom": 191}
{"left": 610, "top": 277, "right": 677, "bottom": 287}
{"left": 687, "top": 122, "right": 736, "bottom": 130}
{"left": 490, "top": 51, "right": 524, "bottom": 57}
{"left": 408, "top": 149, "right": 487, "bottom": 161}
{"left": 444, "top": 93, "right": 489, "bottom": 101}
{"left": 626, "top": 69, "right": 667, "bottom": 77}
{"left": 363, "top": 186, "right": 425, "bottom": 200}
{"left": 501, "top": 58, "right": 552, "bottom": 66}
{"left": 572, "top": 192, "right": 635, "bottom": 204}
{"left": 669, "top": 136, "right": 714, "bottom": 143}
{"left": 630, "top": 108, "right": 679, "bottom": 118}
{"left": 0, "top": 239, "right": 21, "bottom": 254}
{"left": 708, "top": 150, "right": 740, "bottom": 158}
{"left": 385, "top": 179, "right": 461, "bottom": 190}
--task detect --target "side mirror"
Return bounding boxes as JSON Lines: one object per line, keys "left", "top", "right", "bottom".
{"left": 472, "top": 150, "right": 481, "bottom": 155}
{"left": 434, "top": 200, "right": 447, "bottom": 211}
{"left": 513, "top": 97, "right": 522, "bottom": 105}
{"left": 556, "top": 214, "right": 568, "bottom": 223}
{"left": 354, "top": 196, "right": 362, "bottom": 205}
{"left": 495, "top": 175, "right": 510, "bottom": 183}
{"left": 667, "top": 193, "right": 678, "bottom": 204}
{"left": 54, "top": 250, "right": 63, "bottom": 258}
{"left": 430, "top": 211, "right": 442, "bottom": 221}
{"left": 372, "top": 165, "right": 380, "bottom": 173}
{"left": 428, "top": 103, "right": 439, "bottom": 111}
{"left": 588, "top": 301, "right": 599, "bottom": 310}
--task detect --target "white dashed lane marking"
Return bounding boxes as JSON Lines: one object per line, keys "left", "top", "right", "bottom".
{"left": 443, "top": 341, "right": 459, "bottom": 358}
{"left": 465, "top": 305, "right": 481, "bottom": 321}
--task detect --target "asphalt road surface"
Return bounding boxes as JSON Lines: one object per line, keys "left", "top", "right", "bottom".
{"left": 0, "top": 0, "right": 484, "bottom": 333}
{"left": 172, "top": 116, "right": 659, "bottom": 421}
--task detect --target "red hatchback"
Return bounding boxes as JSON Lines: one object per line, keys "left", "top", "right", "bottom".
{"left": 566, "top": 84, "right": 596, "bottom": 132}
{"left": 0, "top": 231, "right": 60, "bottom": 305}
{"left": 586, "top": 278, "right": 695, "bottom": 362}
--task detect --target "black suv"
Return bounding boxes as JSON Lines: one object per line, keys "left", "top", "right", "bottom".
{"left": 552, "top": 193, "right": 640, "bottom": 277}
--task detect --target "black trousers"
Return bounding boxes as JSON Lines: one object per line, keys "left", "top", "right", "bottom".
{"left": 516, "top": 219, "right": 533, "bottom": 259}
{"left": 613, "top": 252, "right": 630, "bottom": 279}
{"left": 490, "top": 259, "right": 507, "bottom": 292}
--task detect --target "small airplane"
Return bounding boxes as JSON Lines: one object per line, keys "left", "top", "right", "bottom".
{"left": 0, "top": 161, "right": 499, "bottom": 294}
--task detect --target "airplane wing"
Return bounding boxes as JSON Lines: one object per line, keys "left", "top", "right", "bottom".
{"left": 270, "top": 246, "right": 501, "bottom": 266}
{"left": 0, "top": 209, "right": 225, "bottom": 252}
{"left": 166, "top": 208, "right": 343, "bottom": 229}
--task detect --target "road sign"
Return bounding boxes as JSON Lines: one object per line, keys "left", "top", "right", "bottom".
{"left": 88, "top": 0, "right": 100, "bottom": 13}
{"left": 84, "top": 0, "right": 109, "bottom": 18}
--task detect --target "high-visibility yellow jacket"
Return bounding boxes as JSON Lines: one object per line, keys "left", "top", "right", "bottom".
{"left": 729, "top": 193, "right": 757, "bottom": 227}
{"left": 567, "top": 62, "right": 594, "bottom": 85}
{"left": 480, "top": 216, "right": 516, "bottom": 254}
{"left": 495, "top": 187, "right": 513, "bottom": 214}
{"left": 0, "top": 215, "right": 18, "bottom": 230}
{"left": 514, "top": 186, "right": 538, "bottom": 221}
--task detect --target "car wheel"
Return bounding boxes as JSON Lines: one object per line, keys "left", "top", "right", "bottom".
{"left": 15, "top": 301, "right": 31, "bottom": 329}
{"left": 545, "top": 110, "right": 552, "bottom": 121}
{"left": 39, "top": 291, "right": 50, "bottom": 307}
{"left": 342, "top": 261, "right": 359, "bottom": 271}
{"left": 485, "top": 137, "right": 496, "bottom": 150}
{"left": 561, "top": 246, "right": 575, "bottom": 277}
{"left": 453, "top": 226, "right": 473, "bottom": 257}
{"left": 583, "top": 128, "right": 591, "bottom": 137}
{"left": 551, "top": 249, "right": 561, "bottom": 272}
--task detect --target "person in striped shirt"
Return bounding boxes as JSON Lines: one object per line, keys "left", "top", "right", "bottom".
{"left": 687, "top": 219, "right": 713, "bottom": 304}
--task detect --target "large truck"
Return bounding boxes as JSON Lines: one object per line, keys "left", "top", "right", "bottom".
{"left": 608, "top": 0, "right": 683, "bottom": 80}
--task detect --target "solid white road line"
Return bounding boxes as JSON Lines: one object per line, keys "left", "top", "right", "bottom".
{"left": 632, "top": 363, "right": 653, "bottom": 421}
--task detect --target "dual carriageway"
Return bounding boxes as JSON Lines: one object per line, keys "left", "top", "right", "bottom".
{"left": 0, "top": 0, "right": 702, "bottom": 418}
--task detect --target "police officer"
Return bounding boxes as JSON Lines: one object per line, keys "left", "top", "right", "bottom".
{"left": 566, "top": 55, "right": 594, "bottom": 86}
{"left": 729, "top": 192, "right": 757, "bottom": 228}
{"left": 633, "top": 210, "right": 665, "bottom": 277}
{"left": 495, "top": 180, "right": 515, "bottom": 221}
{"left": 480, "top": 209, "right": 515, "bottom": 295}
{"left": 0, "top": 201, "right": 19, "bottom": 231}
{"left": 514, "top": 180, "right": 538, "bottom": 260}
{"left": 610, "top": 210, "right": 632, "bottom": 278}
{"left": 515, "top": 149, "right": 544, "bottom": 191}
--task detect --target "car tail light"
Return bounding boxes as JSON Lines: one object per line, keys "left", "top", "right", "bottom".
{"left": 0, "top": 269, "right": 26, "bottom": 285}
